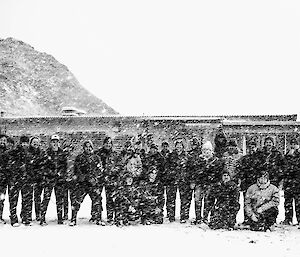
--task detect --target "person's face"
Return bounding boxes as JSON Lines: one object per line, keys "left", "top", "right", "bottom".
{"left": 222, "top": 173, "right": 231, "bottom": 183}
{"left": 30, "top": 138, "right": 40, "bottom": 149}
{"left": 162, "top": 144, "right": 169, "bottom": 151}
{"left": 7, "top": 142, "right": 14, "bottom": 151}
{"left": 175, "top": 142, "right": 183, "bottom": 152}
{"left": 264, "top": 139, "right": 274, "bottom": 150}
{"left": 125, "top": 177, "right": 133, "bottom": 186}
{"left": 248, "top": 144, "right": 256, "bottom": 154}
{"left": 149, "top": 172, "right": 157, "bottom": 183}
{"left": 228, "top": 146, "right": 236, "bottom": 154}
{"left": 0, "top": 137, "right": 7, "bottom": 148}
{"left": 258, "top": 175, "right": 268, "bottom": 185}
{"left": 83, "top": 143, "right": 93, "bottom": 154}
{"left": 202, "top": 148, "right": 213, "bottom": 159}
{"left": 50, "top": 140, "right": 59, "bottom": 150}
{"left": 150, "top": 147, "right": 157, "bottom": 155}
{"left": 21, "top": 141, "right": 29, "bottom": 149}
{"left": 104, "top": 139, "right": 112, "bottom": 150}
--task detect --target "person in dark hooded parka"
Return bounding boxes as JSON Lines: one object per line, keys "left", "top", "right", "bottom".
{"left": 70, "top": 140, "right": 104, "bottom": 226}
{"left": 7, "top": 136, "right": 33, "bottom": 226}
{"left": 209, "top": 170, "right": 240, "bottom": 230}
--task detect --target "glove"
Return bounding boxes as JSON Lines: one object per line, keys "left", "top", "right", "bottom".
{"left": 155, "top": 207, "right": 161, "bottom": 215}
{"left": 128, "top": 206, "right": 136, "bottom": 213}
{"left": 251, "top": 213, "right": 258, "bottom": 222}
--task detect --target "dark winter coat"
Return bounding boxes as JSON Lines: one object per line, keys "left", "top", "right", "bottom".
{"left": 238, "top": 151, "right": 261, "bottom": 192}
{"left": 187, "top": 151, "right": 224, "bottom": 188}
{"left": 44, "top": 147, "right": 68, "bottom": 183}
{"left": 214, "top": 130, "right": 227, "bottom": 158}
{"left": 211, "top": 180, "right": 240, "bottom": 209}
{"left": 73, "top": 151, "right": 104, "bottom": 185}
{"left": 283, "top": 149, "right": 300, "bottom": 192}
{"left": 117, "top": 151, "right": 143, "bottom": 185}
{"left": 6, "top": 145, "right": 32, "bottom": 183}
{"left": 186, "top": 153, "right": 206, "bottom": 186}
{"left": 27, "top": 146, "right": 47, "bottom": 184}
{"left": 0, "top": 146, "right": 9, "bottom": 184}
{"left": 95, "top": 147, "right": 119, "bottom": 185}
{"left": 115, "top": 183, "right": 142, "bottom": 220}
{"left": 255, "top": 147, "right": 285, "bottom": 187}
{"left": 142, "top": 152, "right": 165, "bottom": 184}
{"left": 209, "top": 180, "right": 240, "bottom": 229}
{"left": 165, "top": 150, "right": 189, "bottom": 185}
{"left": 140, "top": 180, "right": 164, "bottom": 217}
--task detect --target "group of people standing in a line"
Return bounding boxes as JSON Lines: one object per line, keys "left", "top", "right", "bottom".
{"left": 0, "top": 130, "right": 299, "bottom": 231}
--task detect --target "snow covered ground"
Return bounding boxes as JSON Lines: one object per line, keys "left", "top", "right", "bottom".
{"left": 1, "top": 190, "right": 300, "bottom": 257}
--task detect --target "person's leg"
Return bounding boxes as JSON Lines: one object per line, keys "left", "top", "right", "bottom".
{"left": 20, "top": 182, "right": 33, "bottom": 223}
{"left": 70, "top": 184, "right": 86, "bottom": 224}
{"left": 283, "top": 189, "right": 294, "bottom": 223}
{"left": 40, "top": 182, "right": 54, "bottom": 223}
{"left": 8, "top": 182, "right": 20, "bottom": 225}
{"left": 294, "top": 192, "right": 300, "bottom": 224}
{"left": 34, "top": 182, "right": 43, "bottom": 220}
{"left": 63, "top": 182, "right": 69, "bottom": 220}
{"left": 209, "top": 207, "right": 224, "bottom": 229}
{"left": 54, "top": 183, "right": 64, "bottom": 222}
{"left": 179, "top": 182, "right": 192, "bottom": 221}
{"left": 166, "top": 183, "right": 176, "bottom": 221}
{"left": 194, "top": 185, "right": 205, "bottom": 222}
{"left": 89, "top": 185, "right": 102, "bottom": 222}
{"left": 0, "top": 182, "right": 7, "bottom": 220}
{"left": 262, "top": 207, "right": 279, "bottom": 230}
{"left": 105, "top": 184, "right": 114, "bottom": 221}
{"left": 203, "top": 186, "right": 215, "bottom": 223}
{"left": 242, "top": 191, "right": 250, "bottom": 224}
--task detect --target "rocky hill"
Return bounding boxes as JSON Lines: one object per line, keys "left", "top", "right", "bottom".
{"left": 0, "top": 37, "right": 118, "bottom": 116}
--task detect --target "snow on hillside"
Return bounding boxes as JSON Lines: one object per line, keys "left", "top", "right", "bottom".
{"left": 1, "top": 191, "right": 300, "bottom": 257}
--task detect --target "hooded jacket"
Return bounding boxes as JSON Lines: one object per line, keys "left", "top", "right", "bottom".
{"left": 245, "top": 179, "right": 280, "bottom": 218}
{"left": 73, "top": 151, "right": 104, "bottom": 185}
{"left": 283, "top": 149, "right": 300, "bottom": 192}
{"left": 44, "top": 147, "right": 68, "bottom": 183}
{"left": 165, "top": 150, "right": 189, "bottom": 184}
{"left": 6, "top": 145, "right": 32, "bottom": 183}
{"left": 255, "top": 147, "right": 285, "bottom": 187}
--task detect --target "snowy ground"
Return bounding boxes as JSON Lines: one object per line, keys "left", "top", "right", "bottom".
{"left": 1, "top": 190, "right": 300, "bottom": 257}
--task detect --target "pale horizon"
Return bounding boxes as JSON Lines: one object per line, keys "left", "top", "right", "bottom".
{"left": 1, "top": 0, "right": 300, "bottom": 117}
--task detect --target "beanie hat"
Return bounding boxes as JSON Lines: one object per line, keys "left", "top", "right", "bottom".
{"left": 191, "top": 137, "right": 200, "bottom": 147}
{"left": 202, "top": 141, "right": 213, "bottom": 151}
{"left": 150, "top": 143, "right": 158, "bottom": 150}
{"left": 264, "top": 136, "right": 274, "bottom": 144}
{"left": 19, "top": 135, "right": 29, "bottom": 144}
{"left": 248, "top": 138, "right": 257, "bottom": 146}
{"left": 29, "top": 136, "right": 39, "bottom": 145}
{"left": 51, "top": 134, "right": 60, "bottom": 141}
{"left": 161, "top": 141, "right": 169, "bottom": 147}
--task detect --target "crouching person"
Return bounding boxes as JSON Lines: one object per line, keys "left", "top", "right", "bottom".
{"left": 70, "top": 140, "right": 104, "bottom": 226}
{"left": 140, "top": 167, "right": 164, "bottom": 225}
{"left": 209, "top": 171, "right": 240, "bottom": 230}
{"left": 245, "top": 171, "right": 280, "bottom": 231}
{"left": 114, "top": 173, "right": 141, "bottom": 226}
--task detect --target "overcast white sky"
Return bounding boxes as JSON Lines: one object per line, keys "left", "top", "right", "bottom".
{"left": 1, "top": 0, "right": 300, "bottom": 116}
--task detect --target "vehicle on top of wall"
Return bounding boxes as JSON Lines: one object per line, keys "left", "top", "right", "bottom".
{"left": 61, "top": 107, "right": 86, "bottom": 117}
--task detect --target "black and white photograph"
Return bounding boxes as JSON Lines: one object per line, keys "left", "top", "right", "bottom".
{"left": 1, "top": 0, "right": 300, "bottom": 256}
